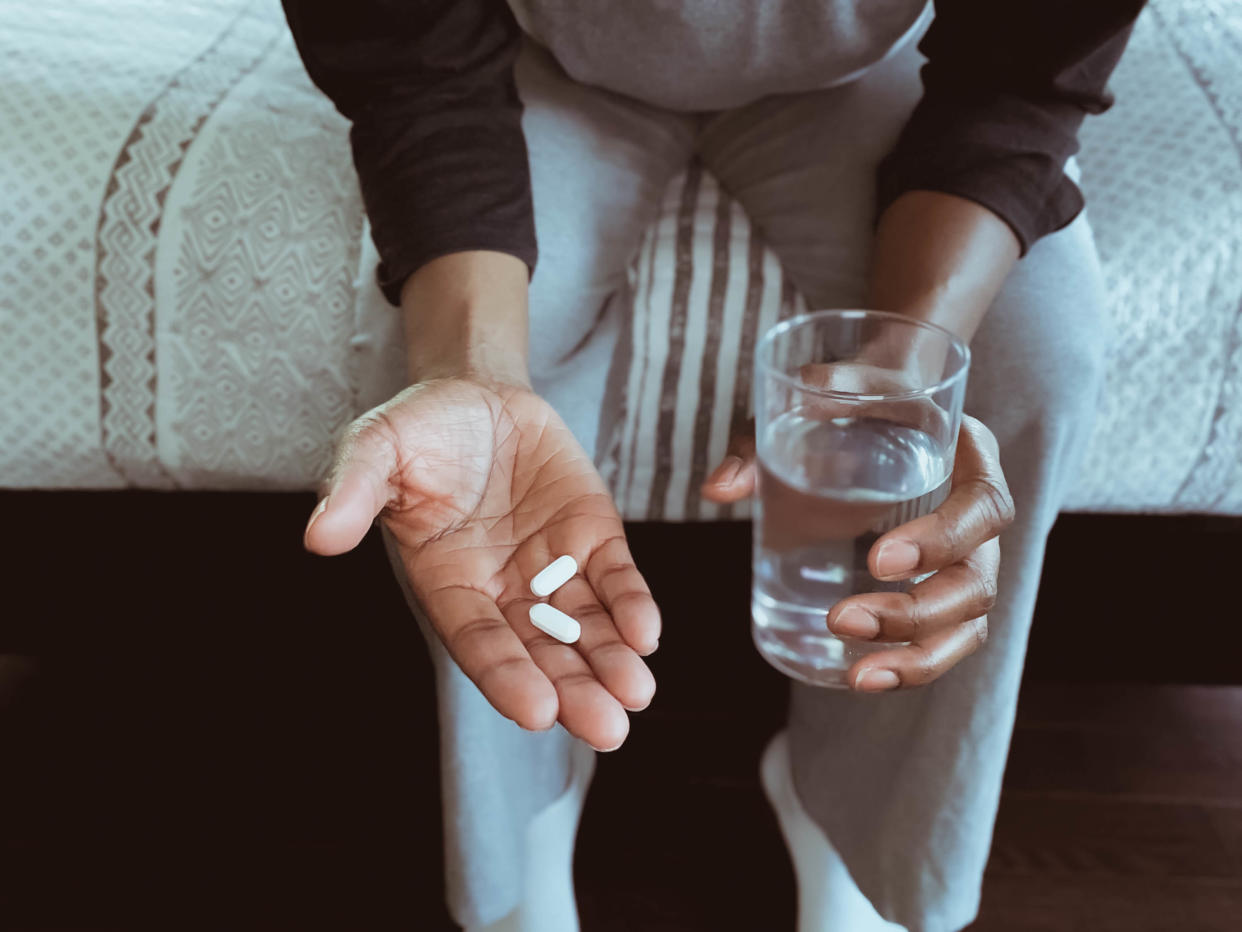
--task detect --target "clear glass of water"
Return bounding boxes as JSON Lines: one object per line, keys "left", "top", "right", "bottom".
{"left": 752, "top": 309, "right": 970, "bottom": 688}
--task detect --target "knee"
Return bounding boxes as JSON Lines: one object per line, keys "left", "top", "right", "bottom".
{"left": 1027, "top": 322, "right": 1107, "bottom": 431}
{"left": 968, "top": 222, "right": 1110, "bottom": 437}
{"left": 970, "top": 323, "right": 1107, "bottom": 454}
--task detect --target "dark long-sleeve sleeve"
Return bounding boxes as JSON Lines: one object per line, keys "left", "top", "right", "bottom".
{"left": 877, "top": 0, "right": 1145, "bottom": 255}
{"left": 282, "top": 0, "right": 535, "bottom": 306}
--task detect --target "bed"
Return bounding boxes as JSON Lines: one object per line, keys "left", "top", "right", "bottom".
{"left": 2, "top": 0, "right": 1240, "bottom": 515}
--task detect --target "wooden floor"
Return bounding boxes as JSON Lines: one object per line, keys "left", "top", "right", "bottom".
{"left": 574, "top": 683, "right": 1242, "bottom": 932}
{"left": 0, "top": 493, "right": 1239, "bottom": 930}
{"left": 976, "top": 685, "right": 1242, "bottom": 931}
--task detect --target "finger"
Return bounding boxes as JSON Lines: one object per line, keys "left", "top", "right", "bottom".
{"left": 869, "top": 417, "right": 1014, "bottom": 581}
{"left": 847, "top": 615, "right": 989, "bottom": 692}
{"left": 828, "top": 539, "right": 999, "bottom": 643}
{"left": 552, "top": 576, "right": 656, "bottom": 712}
{"left": 422, "top": 583, "right": 559, "bottom": 732}
{"left": 702, "top": 428, "right": 757, "bottom": 503}
{"left": 586, "top": 536, "right": 662, "bottom": 655}
{"left": 504, "top": 595, "right": 631, "bottom": 751}
{"left": 305, "top": 416, "right": 398, "bottom": 556}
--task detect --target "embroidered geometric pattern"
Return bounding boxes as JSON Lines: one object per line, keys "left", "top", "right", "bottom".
{"left": 95, "top": 1, "right": 282, "bottom": 487}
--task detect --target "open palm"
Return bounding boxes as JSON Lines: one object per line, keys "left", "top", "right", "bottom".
{"left": 304, "top": 379, "right": 660, "bottom": 751}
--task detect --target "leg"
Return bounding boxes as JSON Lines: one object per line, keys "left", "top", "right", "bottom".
{"left": 761, "top": 732, "right": 906, "bottom": 932}
{"left": 789, "top": 210, "right": 1106, "bottom": 932}
{"left": 699, "top": 38, "right": 1108, "bottom": 932}
{"left": 371, "top": 43, "right": 695, "bottom": 931}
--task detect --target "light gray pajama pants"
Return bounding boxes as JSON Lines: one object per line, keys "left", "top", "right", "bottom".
{"left": 386, "top": 32, "right": 1108, "bottom": 932}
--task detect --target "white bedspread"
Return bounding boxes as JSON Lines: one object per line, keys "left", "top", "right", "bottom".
{"left": 2, "top": 0, "right": 1240, "bottom": 514}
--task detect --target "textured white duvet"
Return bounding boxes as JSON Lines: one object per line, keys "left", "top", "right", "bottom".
{"left": 1, "top": 0, "right": 1239, "bottom": 514}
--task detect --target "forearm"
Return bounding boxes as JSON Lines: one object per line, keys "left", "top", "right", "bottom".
{"left": 400, "top": 250, "right": 531, "bottom": 387}
{"left": 867, "top": 192, "right": 1020, "bottom": 343}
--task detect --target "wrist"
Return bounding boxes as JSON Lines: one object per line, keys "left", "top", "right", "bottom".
{"left": 867, "top": 191, "right": 1020, "bottom": 344}
{"left": 405, "top": 323, "right": 532, "bottom": 388}
{"left": 867, "top": 276, "right": 982, "bottom": 347}
{"left": 400, "top": 251, "right": 531, "bottom": 389}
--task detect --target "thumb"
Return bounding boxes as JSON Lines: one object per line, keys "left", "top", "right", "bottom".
{"left": 304, "top": 419, "right": 398, "bottom": 556}
{"left": 701, "top": 425, "right": 757, "bottom": 503}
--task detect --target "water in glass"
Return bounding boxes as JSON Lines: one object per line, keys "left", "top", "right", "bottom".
{"left": 752, "top": 409, "right": 951, "bottom": 687}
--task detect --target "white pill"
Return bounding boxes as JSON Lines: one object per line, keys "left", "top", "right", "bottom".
{"left": 530, "top": 554, "right": 578, "bottom": 597}
{"left": 529, "top": 602, "right": 581, "bottom": 644}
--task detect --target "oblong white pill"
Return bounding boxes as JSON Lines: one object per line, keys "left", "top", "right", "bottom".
{"left": 530, "top": 554, "right": 578, "bottom": 597}
{"left": 529, "top": 602, "right": 581, "bottom": 644}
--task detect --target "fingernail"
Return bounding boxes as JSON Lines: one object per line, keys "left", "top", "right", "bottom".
{"left": 875, "top": 540, "right": 919, "bottom": 579}
{"left": 710, "top": 455, "right": 743, "bottom": 486}
{"left": 831, "top": 605, "right": 879, "bottom": 639}
{"left": 305, "top": 496, "right": 329, "bottom": 537}
{"left": 854, "top": 668, "right": 900, "bottom": 692}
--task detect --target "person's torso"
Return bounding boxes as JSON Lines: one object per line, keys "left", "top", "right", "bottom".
{"left": 506, "top": 0, "right": 932, "bottom": 110}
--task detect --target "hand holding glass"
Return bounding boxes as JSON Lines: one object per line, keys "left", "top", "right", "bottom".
{"left": 751, "top": 310, "right": 970, "bottom": 688}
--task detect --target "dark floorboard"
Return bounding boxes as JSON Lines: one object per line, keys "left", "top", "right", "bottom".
{"left": 0, "top": 492, "right": 1239, "bottom": 930}
{"left": 974, "top": 684, "right": 1242, "bottom": 932}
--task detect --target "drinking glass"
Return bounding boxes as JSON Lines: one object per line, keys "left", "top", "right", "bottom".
{"left": 751, "top": 309, "right": 970, "bottom": 688}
